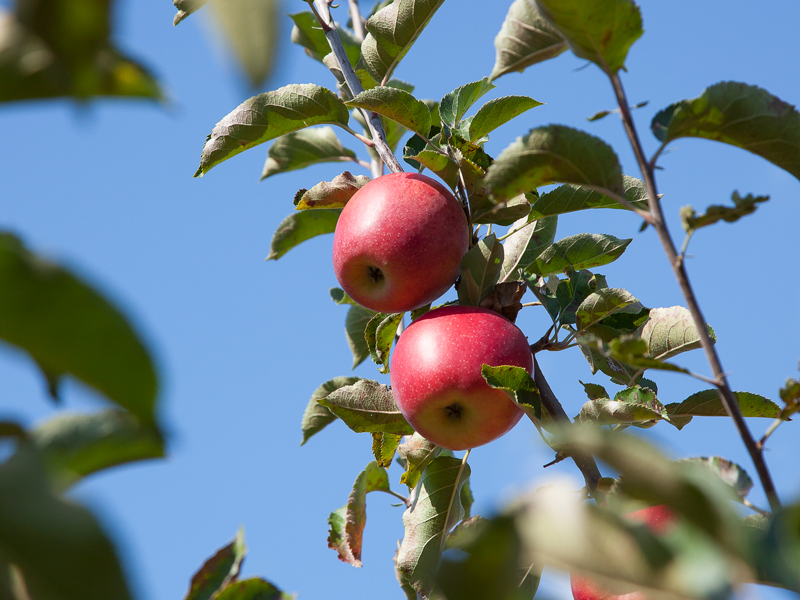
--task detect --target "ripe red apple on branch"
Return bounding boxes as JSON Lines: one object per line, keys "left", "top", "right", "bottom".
{"left": 390, "top": 305, "right": 533, "bottom": 450}
{"left": 571, "top": 505, "right": 676, "bottom": 600}
{"left": 332, "top": 172, "right": 469, "bottom": 313}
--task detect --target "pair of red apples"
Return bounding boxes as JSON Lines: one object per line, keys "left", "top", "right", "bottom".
{"left": 331, "top": 172, "right": 533, "bottom": 451}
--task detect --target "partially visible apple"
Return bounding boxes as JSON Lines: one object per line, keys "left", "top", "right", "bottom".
{"left": 389, "top": 305, "right": 533, "bottom": 450}
{"left": 332, "top": 172, "right": 469, "bottom": 313}
{"left": 571, "top": 505, "right": 676, "bottom": 600}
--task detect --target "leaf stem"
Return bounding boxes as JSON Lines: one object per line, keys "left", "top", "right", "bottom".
{"left": 532, "top": 356, "right": 602, "bottom": 493}
{"left": 341, "top": 125, "right": 375, "bottom": 147}
{"left": 608, "top": 72, "right": 782, "bottom": 512}
{"left": 377, "top": 487, "right": 410, "bottom": 507}
{"left": 308, "top": 0, "right": 404, "bottom": 174}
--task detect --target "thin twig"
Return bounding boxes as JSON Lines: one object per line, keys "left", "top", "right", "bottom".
{"left": 608, "top": 72, "right": 781, "bottom": 512}
{"left": 308, "top": 0, "right": 404, "bottom": 174}
{"left": 757, "top": 417, "right": 784, "bottom": 450}
{"left": 377, "top": 488, "right": 410, "bottom": 507}
{"left": 533, "top": 356, "right": 602, "bottom": 493}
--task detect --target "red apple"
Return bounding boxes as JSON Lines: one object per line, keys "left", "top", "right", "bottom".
{"left": 389, "top": 305, "right": 533, "bottom": 450}
{"left": 571, "top": 505, "right": 676, "bottom": 600}
{"left": 332, "top": 172, "right": 469, "bottom": 313}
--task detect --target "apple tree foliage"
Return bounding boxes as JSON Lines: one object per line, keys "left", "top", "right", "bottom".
{"left": 2, "top": 0, "right": 800, "bottom": 599}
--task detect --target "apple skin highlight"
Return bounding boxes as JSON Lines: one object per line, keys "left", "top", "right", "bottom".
{"left": 332, "top": 172, "right": 469, "bottom": 314}
{"left": 390, "top": 305, "right": 533, "bottom": 450}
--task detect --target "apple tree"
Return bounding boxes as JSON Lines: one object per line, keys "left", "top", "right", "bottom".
{"left": 180, "top": 0, "right": 800, "bottom": 599}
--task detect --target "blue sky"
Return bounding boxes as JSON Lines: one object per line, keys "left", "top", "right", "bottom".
{"left": 1, "top": 1, "right": 799, "bottom": 598}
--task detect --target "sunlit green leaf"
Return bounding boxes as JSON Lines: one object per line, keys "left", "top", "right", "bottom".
{"left": 0, "top": 233, "right": 158, "bottom": 423}
{"left": 486, "top": 125, "right": 624, "bottom": 202}
{"left": 183, "top": 529, "right": 246, "bottom": 600}
{"left": 289, "top": 11, "right": 361, "bottom": 66}
{"left": 372, "top": 432, "right": 403, "bottom": 468}
{"left": 468, "top": 96, "right": 543, "bottom": 142}
{"left": 652, "top": 82, "right": 800, "bottom": 181}
{"left": 481, "top": 365, "right": 541, "bottom": 421}
{"left": 265, "top": 209, "right": 340, "bottom": 261}
{"left": 300, "top": 376, "right": 361, "bottom": 445}
{"left": 490, "top": 0, "right": 567, "bottom": 80}
{"left": 664, "top": 390, "right": 781, "bottom": 431}
{"left": 396, "top": 456, "right": 471, "bottom": 597}
{"left": 535, "top": 0, "right": 643, "bottom": 73}
{"left": 440, "top": 78, "right": 496, "bottom": 129}
{"left": 319, "top": 379, "right": 414, "bottom": 435}
{"left": 636, "top": 306, "right": 715, "bottom": 361}
{"left": 526, "top": 233, "right": 631, "bottom": 277}
{"left": 578, "top": 385, "right": 668, "bottom": 426}
{"left": 500, "top": 216, "right": 557, "bottom": 281}
{"left": 195, "top": 84, "right": 349, "bottom": 177}
{"left": 214, "top": 577, "right": 293, "bottom": 600}
{"left": 346, "top": 87, "right": 432, "bottom": 138}
{"left": 530, "top": 175, "right": 648, "bottom": 219}
{"left": 471, "top": 192, "right": 532, "bottom": 227}
{"left": 576, "top": 288, "right": 639, "bottom": 331}
{"left": 364, "top": 312, "right": 403, "bottom": 374}
{"left": 31, "top": 410, "right": 163, "bottom": 490}
{"left": 361, "top": 0, "right": 446, "bottom": 84}
{"left": 262, "top": 127, "right": 359, "bottom": 180}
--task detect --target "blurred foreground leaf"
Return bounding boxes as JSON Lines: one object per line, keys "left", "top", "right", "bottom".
{"left": 0, "top": 233, "right": 158, "bottom": 423}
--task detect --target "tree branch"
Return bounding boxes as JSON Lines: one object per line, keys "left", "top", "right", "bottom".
{"left": 608, "top": 72, "right": 782, "bottom": 512}
{"left": 308, "top": 0, "right": 404, "bottom": 174}
{"left": 533, "top": 356, "right": 602, "bottom": 493}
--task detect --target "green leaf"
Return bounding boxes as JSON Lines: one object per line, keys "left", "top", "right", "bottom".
{"left": 205, "top": 0, "right": 279, "bottom": 88}
{"left": 288, "top": 12, "right": 330, "bottom": 61}
{"left": 490, "top": 0, "right": 568, "bottom": 80}
{"left": 440, "top": 77, "right": 496, "bottom": 129}
{"left": 530, "top": 175, "right": 648, "bottom": 219}
{"left": 578, "top": 386, "right": 668, "bottom": 426}
{"left": 409, "top": 150, "right": 460, "bottom": 188}
{"left": 500, "top": 216, "right": 558, "bottom": 281}
{"left": 679, "top": 457, "right": 753, "bottom": 500}
{"left": 468, "top": 96, "right": 543, "bottom": 142}
{"left": 300, "top": 376, "right": 361, "bottom": 445}
{"left": 396, "top": 456, "right": 471, "bottom": 597}
{"left": 526, "top": 233, "right": 631, "bottom": 277}
{"left": 438, "top": 515, "right": 541, "bottom": 600}
{"left": 0, "top": 444, "right": 133, "bottom": 600}
{"left": 485, "top": 125, "right": 624, "bottom": 203}
{"left": 346, "top": 87, "right": 432, "bottom": 138}
{"left": 364, "top": 312, "right": 403, "bottom": 374}
{"left": 327, "top": 462, "right": 390, "bottom": 567}
{"left": 319, "top": 379, "right": 414, "bottom": 435}
{"left": 361, "top": 0, "right": 447, "bottom": 84}
{"left": 471, "top": 192, "right": 533, "bottom": 227}
{"left": 31, "top": 410, "right": 164, "bottom": 491}
{"left": 293, "top": 172, "right": 371, "bottom": 210}
{"left": 213, "top": 577, "right": 293, "bottom": 600}
{"left": 680, "top": 191, "right": 769, "bottom": 232}
{"left": 458, "top": 234, "right": 505, "bottom": 306}
{"left": 664, "top": 390, "right": 781, "bottom": 431}
{"left": 345, "top": 305, "right": 377, "bottom": 369}
{"left": 173, "top": 0, "right": 208, "bottom": 25}
{"left": 580, "top": 381, "right": 609, "bottom": 400}
{"left": 261, "top": 127, "right": 359, "bottom": 180}
{"left": 195, "top": 84, "right": 350, "bottom": 177}
{"left": 398, "top": 433, "right": 444, "bottom": 490}
{"left": 183, "top": 529, "right": 247, "bottom": 600}
{"left": 554, "top": 269, "right": 594, "bottom": 325}
{"left": 534, "top": 0, "right": 643, "bottom": 73}
{"left": 0, "top": 5, "right": 162, "bottom": 103}
{"left": 372, "top": 432, "right": 403, "bottom": 468}
{"left": 576, "top": 288, "right": 639, "bottom": 331}
{"left": 651, "top": 82, "right": 800, "bottom": 182}
{"left": 481, "top": 365, "right": 541, "bottom": 421}
{"left": 0, "top": 233, "right": 158, "bottom": 423}
{"left": 636, "top": 306, "right": 715, "bottom": 361}
{"left": 265, "top": 209, "right": 340, "bottom": 261}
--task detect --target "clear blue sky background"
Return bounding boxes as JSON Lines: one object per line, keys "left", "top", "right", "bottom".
{"left": 1, "top": 1, "right": 799, "bottom": 598}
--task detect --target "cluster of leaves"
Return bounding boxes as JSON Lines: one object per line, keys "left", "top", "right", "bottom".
{"left": 186, "top": 0, "right": 800, "bottom": 597}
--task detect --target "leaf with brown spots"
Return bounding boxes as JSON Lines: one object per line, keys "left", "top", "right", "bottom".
{"left": 293, "top": 172, "right": 371, "bottom": 210}
{"left": 327, "top": 462, "right": 391, "bottom": 567}
{"left": 183, "top": 529, "right": 246, "bottom": 600}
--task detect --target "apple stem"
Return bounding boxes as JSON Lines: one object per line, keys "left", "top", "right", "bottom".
{"left": 308, "top": 0, "right": 405, "bottom": 174}
{"left": 609, "top": 71, "right": 782, "bottom": 512}
{"left": 533, "top": 356, "right": 602, "bottom": 494}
